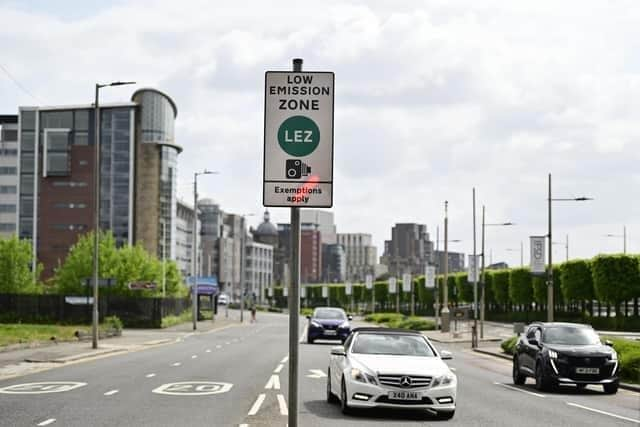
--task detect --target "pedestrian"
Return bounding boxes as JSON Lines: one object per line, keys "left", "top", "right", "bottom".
{"left": 250, "top": 293, "right": 257, "bottom": 323}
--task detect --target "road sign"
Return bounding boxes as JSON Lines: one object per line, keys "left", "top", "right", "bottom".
{"left": 530, "top": 236, "right": 546, "bottom": 274}
{"left": 263, "top": 71, "right": 335, "bottom": 207}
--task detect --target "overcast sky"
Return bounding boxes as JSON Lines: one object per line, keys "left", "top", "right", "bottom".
{"left": 1, "top": 0, "right": 638, "bottom": 268}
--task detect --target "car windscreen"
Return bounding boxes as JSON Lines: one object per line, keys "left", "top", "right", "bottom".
{"left": 351, "top": 333, "right": 435, "bottom": 357}
{"left": 313, "top": 309, "right": 346, "bottom": 320}
{"left": 542, "top": 327, "right": 601, "bottom": 345}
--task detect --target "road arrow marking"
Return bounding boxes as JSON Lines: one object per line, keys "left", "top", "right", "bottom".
{"left": 274, "top": 364, "right": 284, "bottom": 373}
{"left": 104, "top": 389, "right": 119, "bottom": 396}
{"left": 146, "top": 373, "right": 156, "bottom": 378}
{"left": 248, "top": 393, "right": 266, "bottom": 415}
{"left": 277, "top": 394, "right": 288, "bottom": 415}
{"left": 172, "top": 362, "right": 181, "bottom": 367}
{"left": 306, "top": 369, "right": 327, "bottom": 379}
{"left": 37, "top": 419, "right": 56, "bottom": 426}
{"left": 280, "top": 355, "right": 289, "bottom": 364}
{"left": 265, "top": 375, "right": 281, "bottom": 390}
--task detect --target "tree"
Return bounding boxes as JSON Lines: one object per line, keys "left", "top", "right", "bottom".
{"left": 0, "top": 236, "right": 42, "bottom": 293}
{"left": 532, "top": 275, "right": 546, "bottom": 307}
{"left": 455, "top": 273, "right": 473, "bottom": 303}
{"left": 560, "top": 260, "right": 594, "bottom": 315}
{"left": 592, "top": 255, "right": 640, "bottom": 324}
{"left": 509, "top": 268, "right": 533, "bottom": 306}
{"left": 491, "top": 270, "right": 510, "bottom": 309}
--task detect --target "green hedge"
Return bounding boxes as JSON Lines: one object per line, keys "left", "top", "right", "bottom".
{"left": 501, "top": 336, "right": 518, "bottom": 355}
{"left": 605, "top": 337, "right": 640, "bottom": 384}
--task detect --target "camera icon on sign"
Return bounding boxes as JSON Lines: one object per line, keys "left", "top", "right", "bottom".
{"left": 286, "top": 159, "right": 311, "bottom": 179}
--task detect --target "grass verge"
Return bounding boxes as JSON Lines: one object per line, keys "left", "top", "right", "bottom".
{"left": 364, "top": 312, "right": 436, "bottom": 331}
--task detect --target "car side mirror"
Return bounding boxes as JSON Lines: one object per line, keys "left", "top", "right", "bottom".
{"left": 331, "top": 346, "right": 346, "bottom": 357}
{"left": 440, "top": 350, "right": 453, "bottom": 360}
{"left": 306, "top": 315, "right": 311, "bottom": 320}
{"left": 604, "top": 340, "right": 613, "bottom": 347}
{"left": 347, "top": 315, "right": 353, "bottom": 321}
{"left": 528, "top": 339, "right": 539, "bottom": 347}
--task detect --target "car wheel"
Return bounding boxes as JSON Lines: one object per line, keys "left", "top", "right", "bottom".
{"left": 326, "top": 368, "right": 338, "bottom": 403}
{"left": 535, "top": 362, "right": 551, "bottom": 391}
{"left": 341, "top": 377, "right": 351, "bottom": 415}
{"left": 603, "top": 381, "right": 619, "bottom": 394}
{"left": 512, "top": 357, "right": 526, "bottom": 385}
{"left": 435, "top": 410, "right": 455, "bottom": 420}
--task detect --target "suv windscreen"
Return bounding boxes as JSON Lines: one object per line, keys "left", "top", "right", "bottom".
{"left": 542, "top": 327, "right": 600, "bottom": 345}
{"left": 351, "top": 333, "right": 435, "bottom": 357}
{"left": 313, "top": 309, "right": 346, "bottom": 320}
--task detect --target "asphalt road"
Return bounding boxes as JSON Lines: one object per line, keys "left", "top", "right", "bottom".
{"left": 0, "top": 311, "right": 638, "bottom": 426}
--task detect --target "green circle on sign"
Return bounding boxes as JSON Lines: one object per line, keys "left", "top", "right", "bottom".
{"left": 277, "top": 115, "right": 320, "bottom": 157}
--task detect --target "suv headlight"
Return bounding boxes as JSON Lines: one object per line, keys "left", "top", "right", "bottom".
{"left": 338, "top": 321, "right": 350, "bottom": 329}
{"left": 310, "top": 320, "right": 322, "bottom": 328}
{"left": 548, "top": 350, "right": 558, "bottom": 359}
{"left": 610, "top": 350, "right": 618, "bottom": 361}
{"left": 350, "top": 368, "right": 377, "bottom": 385}
{"left": 432, "top": 373, "right": 455, "bottom": 388}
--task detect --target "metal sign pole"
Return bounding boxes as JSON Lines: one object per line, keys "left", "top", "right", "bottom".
{"left": 288, "top": 57, "right": 303, "bottom": 427}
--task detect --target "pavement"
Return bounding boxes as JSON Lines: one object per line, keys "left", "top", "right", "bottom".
{"left": 0, "top": 310, "right": 638, "bottom": 426}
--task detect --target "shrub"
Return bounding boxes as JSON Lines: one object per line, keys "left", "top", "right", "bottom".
{"left": 103, "top": 315, "right": 123, "bottom": 331}
{"left": 501, "top": 336, "right": 518, "bottom": 355}
{"left": 605, "top": 337, "right": 640, "bottom": 384}
{"left": 394, "top": 317, "right": 436, "bottom": 331}
{"left": 365, "top": 312, "right": 404, "bottom": 324}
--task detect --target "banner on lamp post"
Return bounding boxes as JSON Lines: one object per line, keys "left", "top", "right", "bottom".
{"left": 388, "top": 277, "right": 397, "bottom": 294}
{"left": 468, "top": 255, "right": 480, "bottom": 282}
{"left": 322, "top": 286, "right": 328, "bottom": 298}
{"left": 345, "top": 282, "right": 352, "bottom": 296}
{"left": 267, "top": 287, "right": 273, "bottom": 297}
{"left": 402, "top": 273, "right": 412, "bottom": 293}
{"left": 530, "top": 236, "right": 546, "bottom": 275}
{"left": 300, "top": 286, "right": 306, "bottom": 298}
{"left": 425, "top": 266, "right": 436, "bottom": 289}
{"left": 283, "top": 286, "right": 288, "bottom": 297}
{"left": 365, "top": 274, "right": 373, "bottom": 290}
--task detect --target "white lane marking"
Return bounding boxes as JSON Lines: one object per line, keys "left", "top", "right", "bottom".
{"left": 225, "top": 342, "right": 231, "bottom": 345}
{"left": 104, "top": 389, "right": 119, "bottom": 396}
{"left": 265, "top": 375, "right": 281, "bottom": 390}
{"left": 274, "top": 364, "right": 284, "bottom": 373}
{"left": 216, "top": 345, "right": 222, "bottom": 349}
{"left": 248, "top": 393, "right": 266, "bottom": 416}
{"left": 37, "top": 419, "right": 56, "bottom": 426}
{"left": 450, "top": 367, "right": 457, "bottom": 371}
{"left": 192, "top": 355, "right": 198, "bottom": 359}
{"left": 239, "top": 424, "right": 249, "bottom": 427}
{"left": 299, "top": 325, "right": 308, "bottom": 343}
{"left": 493, "top": 382, "right": 545, "bottom": 398}
{"left": 172, "top": 362, "right": 181, "bottom": 367}
{"left": 146, "top": 373, "right": 156, "bottom": 378}
{"left": 306, "top": 369, "right": 327, "bottom": 379}
{"left": 280, "top": 355, "right": 289, "bottom": 364}
{"left": 566, "top": 402, "right": 640, "bottom": 424}
{"left": 277, "top": 394, "right": 288, "bottom": 416}
{"left": 206, "top": 349, "right": 211, "bottom": 353}
{"left": 152, "top": 382, "right": 233, "bottom": 396}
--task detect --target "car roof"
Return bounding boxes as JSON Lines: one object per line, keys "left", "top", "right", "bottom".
{"left": 313, "top": 307, "right": 345, "bottom": 312}
{"left": 529, "top": 322, "right": 593, "bottom": 329}
{"left": 350, "top": 327, "right": 422, "bottom": 335}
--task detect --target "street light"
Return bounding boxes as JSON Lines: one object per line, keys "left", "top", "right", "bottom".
{"left": 605, "top": 226, "right": 627, "bottom": 254}
{"left": 92, "top": 80, "right": 136, "bottom": 349}
{"left": 239, "top": 213, "right": 256, "bottom": 323}
{"left": 505, "top": 241, "right": 524, "bottom": 266}
{"left": 547, "top": 173, "right": 593, "bottom": 322}
{"left": 552, "top": 235, "right": 569, "bottom": 262}
{"left": 193, "top": 169, "right": 219, "bottom": 330}
{"left": 480, "top": 208, "right": 514, "bottom": 338}
{"left": 434, "top": 226, "right": 462, "bottom": 331}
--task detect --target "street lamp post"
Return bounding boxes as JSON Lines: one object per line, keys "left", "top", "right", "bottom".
{"left": 239, "top": 213, "right": 256, "bottom": 323}
{"left": 442, "top": 201, "right": 451, "bottom": 333}
{"left": 480, "top": 209, "right": 514, "bottom": 338}
{"left": 546, "top": 173, "right": 592, "bottom": 322}
{"left": 92, "top": 80, "right": 135, "bottom": 350}
{"left": 193, "top": 170, "right": 218, "bottom": 330}
{"left": 505, "top": 242, "right": 524, "bottom": 267}
{"left": 605, "top": 226, "right": 627, "bottom": 254}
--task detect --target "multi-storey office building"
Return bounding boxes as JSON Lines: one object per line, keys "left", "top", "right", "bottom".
{"left": 245, "top": 240, "right": 273, "bottom": 303}
{"left": 275, "top": 222, "right": 323, "bottom": 284}
{"left": 381, "top": 223, "right": 434, "bottom": 277}
{"left": 336, "top": 233, "right": 377, "bottom": 282}
{"left": 175, "top": 199, "right": 201, "bottom": 277}
{"left": 434, "top": 250, "right": 466, "bottom": 274}
{"left": 17, "top": 88, "right": 181, "bottom": 278}
{"left": 322, "top": 243, "right": 346, "bottom": 283}
{"left": 0, "top": 115, "right": 18, "bottom": 238}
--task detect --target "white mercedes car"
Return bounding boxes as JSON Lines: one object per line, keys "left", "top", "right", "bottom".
{"left": 327, "top": 327, "right": 457, "bottom": 419}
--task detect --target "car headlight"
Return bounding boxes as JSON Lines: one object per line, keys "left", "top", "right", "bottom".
{"left": 610, "top": 350, "right": 618, "bottom": 361}
{"left": 310, "top": 320, "right": 322, "bottom": 328}
{"left": 548, "top": 350, "right": 558, "bottom": 359}
{"left": 338, "top": 321, "right": 350, "bottom": 329}
{"left": 350, "top": 368, "right": 377, "bottom": 385}
{"left": 432, "top": 373, "right": 455, "bottom": 388}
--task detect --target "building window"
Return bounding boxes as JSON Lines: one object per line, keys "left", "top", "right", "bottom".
{"left": 52, "top": 181, "right": 88, "bottom": 187}
{"left": 53, "top": 203, "right": 87, "bottom": 209}
{"left": 52, "top": 224, "right": 87, "bottom": 231}
{"left": 44, "top": 129, "right": 71, "bottom": 177}
{"left": 0, "top": 185, "right": 16, "bottom": 194}
{"left": 0, "top": 223, "right": 14, "bottom": 232}
{"left": 0, "top": 167, "right": 17, "bottom": 175}
{"left": 0, "top": 204, "right": 16, "bottom": 213}
{"left": 0, "top": 148, "right": 17, "bottom": 156}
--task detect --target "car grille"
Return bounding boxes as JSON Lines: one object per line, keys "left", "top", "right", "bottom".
{"left": 378, "top": 375, "right": 432, "bottom": 389}
{"left": 324, "top": 324, "right": 337, "bottom": 330}
{"left": 375, "top": 396, "right": 433, "bottom": 405}
{"left": 556, "top": 356, "right": 614, "bottom": 381}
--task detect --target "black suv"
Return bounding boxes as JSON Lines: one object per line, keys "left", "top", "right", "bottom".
{"left": 512, "top": 322, "right": 619, "bottom": 394}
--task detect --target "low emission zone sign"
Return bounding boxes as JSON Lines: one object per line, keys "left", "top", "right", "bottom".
{"left": 263, "top": 71, "right": 334, "bottom": 207}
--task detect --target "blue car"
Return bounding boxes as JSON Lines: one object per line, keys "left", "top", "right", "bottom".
{"left": 306, "top": 307, "right": 352, "bottom": 344}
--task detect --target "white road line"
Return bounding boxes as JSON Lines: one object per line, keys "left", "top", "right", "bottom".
{"left": 265, "top": 375, "right": 281, "bottom": 390}
{"left": 239, "top": 424, "right": 249, "bottom": 427}
{"left": 192, "top": 355, "right": 198, "bottom": 359}
{"left": 277, "top": 394, "right": 288, "bottom": 416}
{"left": 280, "top": 355, "right": 289, "bottom": 364}
{"left": 103, "top": 389, "right": 119, "bottom": 396}
{"left": 248, "top": 393, "right": 266, "bottom": 416}
{"left": 299, "top": 325, "right": 308, "bottom": 343}
{"left": 37, "top": 419, "right": 56, "bottom": 426}
{"left": 172, "top": 362, "right": 181, "bottom": 367}
{"left": 450, "top": 367, "right": 456, "bottom": 371}
{"left": 493, "top": 382, "right": 545, "bottom": 398}
{"left": 566, "top": 402, "right": 640, "bottom": 424}
{"left": 274, "top": 364, "right": 284, "bottom": 373}
{"left": 206, "top": 349, "right": 211, "bottom": 353}
{"left": 225, "top": 342, "right": 231, "bottom": 345}
{"left": 216, "top": 345, "right": 222, "bottom": 349}
{"left": 146, "top": 373, "right": 156, "bottom": 378}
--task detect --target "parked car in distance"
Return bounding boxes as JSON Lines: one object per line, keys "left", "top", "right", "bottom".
{"left": 306, "top": 307, "right": 352, "bottom": 344}
{"left": 512, "top": 322, "right": 619, "bottom": 394}
{"left": 327, "top": 327, "right": 456, "bottom": 419}
{"left": 217, "top": 294, "right": 229, "bottom": 305}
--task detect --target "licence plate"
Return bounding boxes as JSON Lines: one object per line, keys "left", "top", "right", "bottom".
{"left": 324, "top": 330, "right": 337, "bottom": 336}
{"left": 576, "top": 367, "right": 599, "bottom": 374}
{"left": 388, "top": 391, "right": 421, "bottom": 400}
